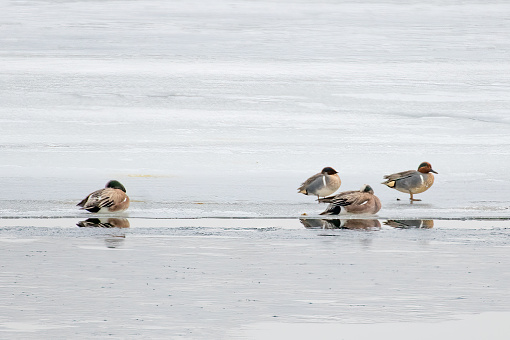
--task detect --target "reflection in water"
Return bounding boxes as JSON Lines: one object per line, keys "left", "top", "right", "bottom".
{"left": 300, "top": 219, "right": 381, "bottom": 230}
{"left": 299, "top": 219, "right": 326, "bottom": 229}
{"left": 384, "top": 219, "right": 434, "bottom": 229}
{"left": 76, "top": 218, "right": 130, "bottom": 228}
{"left": 104, "top": 235, "right": 126, "bottom": 249}
{"left": 76, "top": 218, "right": 129, "bottom": 249}
{"left": 301, "top": 219, "right": 435, "bottom": 230}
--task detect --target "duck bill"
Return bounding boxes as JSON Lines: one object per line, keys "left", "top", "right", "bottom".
{"left": 431, "top": 169, "right": 438, "bottom": 174}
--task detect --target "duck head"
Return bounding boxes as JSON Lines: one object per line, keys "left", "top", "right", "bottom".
{"left": 360, "top": 184, "right": 374, "bottom": 194}
{"left": 418, "top": 162, "right": 438, "bottom": 174}
{"left": 106, "top": 180, "right": 127, "bottom": 192}
{"left": 321, "top": 167, "right": 338, "bottom": 175}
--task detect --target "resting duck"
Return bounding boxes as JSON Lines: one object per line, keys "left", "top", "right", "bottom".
{"left": 382, "top": 162, "right": 437, "bottom": 201}
{"left": 77, "top": 180, "right": 130, "bottom": 213}
{"left": 298, "top": 167, "right": 341, "bottom": 199}
{"left": 318, "top": 184, "right": 381, "bottom": 215}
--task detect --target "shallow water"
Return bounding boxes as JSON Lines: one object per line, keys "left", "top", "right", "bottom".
{"left": 1, "top": 218, "right": 509, "bottom": 338}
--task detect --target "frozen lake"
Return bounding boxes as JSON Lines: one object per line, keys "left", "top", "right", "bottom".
{"left": 1, "top": 0, "right": 509, "bottom": 338}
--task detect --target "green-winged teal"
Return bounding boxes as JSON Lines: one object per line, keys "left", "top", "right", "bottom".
{"left": 382, "top": 162, "right": 437, "bottom": 201}
{"left": 298, "top": 167, "right": 341, "bottom": 199}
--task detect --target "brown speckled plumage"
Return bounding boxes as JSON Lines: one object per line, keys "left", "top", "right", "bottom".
{"left": 77, "top": 180, "right": 130, "bottom": 213}
{"left": 318, "top": 184, "right": 381, "bottom": 215}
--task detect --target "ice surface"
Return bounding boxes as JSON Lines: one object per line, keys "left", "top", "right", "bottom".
{"left": 1, "top": 0, "right": 509, "bottom": 219}
{"left": 233, "top": 312, "right": 510, "bottom": 340}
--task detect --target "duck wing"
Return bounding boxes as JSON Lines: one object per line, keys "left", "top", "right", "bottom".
{"left": 78, "top": 188, "right": 123, "bottom": 210}
{"left": 297, "top": 172, "right": 322, "bottom": 192}
{"left": 382, "top": 170, "right": 416, "bottom": 182}
{"left": 331, "top": 191, "right": 369, "bottom": 207}
{"left": 318, "top": 190, "right": 356, "bottom": 204}
{"left": 319, "top": 190, "right": 360, "bottom": 215}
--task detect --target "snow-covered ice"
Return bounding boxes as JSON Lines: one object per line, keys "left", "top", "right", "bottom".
{"left": 1, "top": 0, "right": 510, "bottom": 219}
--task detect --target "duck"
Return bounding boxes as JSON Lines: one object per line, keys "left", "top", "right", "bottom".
{"left": 297, "top": 167, "right": 341, "bottom": 199}
{"left": 318, "top": 184, "right": 381, "bottom": 215}
{"left": 77, "top": 180, "right": 130, "bottom": 213}
{"left": 382, "top": 162, "right": 437, "bottom": 202}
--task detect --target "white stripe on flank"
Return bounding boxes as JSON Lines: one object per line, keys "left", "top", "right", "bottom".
{"left": 420, "top": 174, "right": 424, "bottom": 185}
{"left": 322, "top": 175, "right": 327, "bottom": 187}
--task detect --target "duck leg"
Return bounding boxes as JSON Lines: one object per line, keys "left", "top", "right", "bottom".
{"left": 409, "top": 193, "right": 421, "bottom": 202}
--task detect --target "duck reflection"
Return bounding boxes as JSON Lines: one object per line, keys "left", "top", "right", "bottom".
{"left": 76, "top": 218, "right": 129, "bottom": 249}
{"left": 76, "top": 217, "right": 130, "bottom": 229}
{"left": 300, "top": 218, "right": 381, "bottom": 230}
{"left": 103, "top": 235, "right": 126, "bottom": 249}
{"left": 384, "top": 219, "right": 434, "bottom": 229}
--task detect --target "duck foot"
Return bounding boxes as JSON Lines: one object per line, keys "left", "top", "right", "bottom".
{"left": 409, "top": 193, "right": 421, "bottom": 202}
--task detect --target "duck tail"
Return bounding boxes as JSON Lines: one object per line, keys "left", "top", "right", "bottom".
{"left": 382, "top": 180, "right": 396, "bottom": 188}
{"left": 317, "top": 195, "right": 335, "bottom": 204}
{"left": 76, "top": 197, "right": 88, "bottom": 207}
{"left": 319, "top": 204, "right": 341, "bottom": 215}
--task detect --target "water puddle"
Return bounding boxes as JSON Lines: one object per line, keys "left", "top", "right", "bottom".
{"left": 0, "top": 217, "right": 508, "bottom": 230}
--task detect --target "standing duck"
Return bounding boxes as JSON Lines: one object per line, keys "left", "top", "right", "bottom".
{"left": 382, "top": 162, "right": 437, "bottom": 202}
{"left": 77, "top": 180, "right": 130, "bottom": 213}
{"left": 318, "top": 184, "right": 381, "bottom": 215}
{"left": 298, "top": 167, "right": 341, "bottom": 199}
